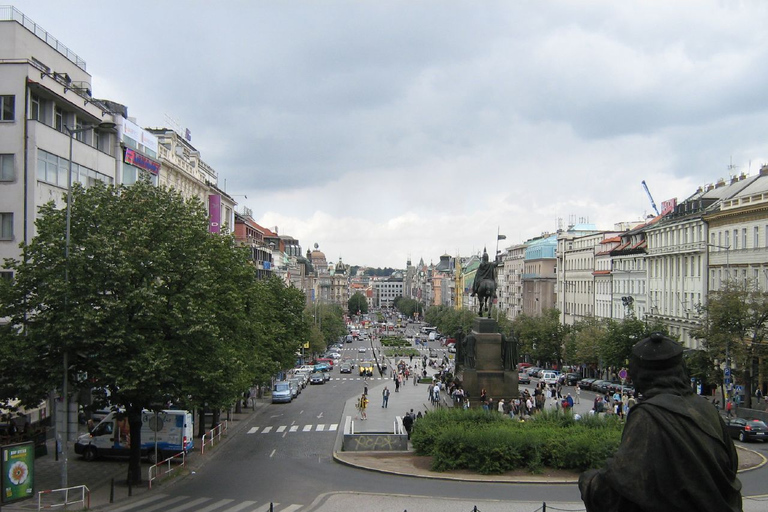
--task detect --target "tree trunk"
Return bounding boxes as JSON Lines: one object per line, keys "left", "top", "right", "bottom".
{"left": 126, "top": 407, "right": 143, "bottom": 485}
{"left": 197, "top": 409, "right": 206, "bottom": 439}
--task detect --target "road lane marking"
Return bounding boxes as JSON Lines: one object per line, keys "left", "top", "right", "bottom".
{"left": 329, "top": 424, "right": 338, "bottom": 431}
{"left": 261, "top": 426, "right": 272, "bottom": 433}
{"left": 303, "top": 424, "right": 312, "bottom": 432}
{"left": 196, "top": 499, "right": 234, "bottom": 512}
{"left": 276, "top": 425, "right": 286, "bottom": 433}
{"left": 289, "top": 425, "right": 299, "bottom": 432}
{"left": 316, "top": 424, "right": 325, "bottom": 431}
{"left": 220, "top": 501, "right": 257, "bottom": 512}
{"left": 247, "top": 427, "right": 259, "bottom": 434}
{"left": 270, "top": 449, "right": 276, "bottom": 458}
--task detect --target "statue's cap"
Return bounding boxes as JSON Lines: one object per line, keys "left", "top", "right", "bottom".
{"left": 630, "top": 332, "right": 683, "bottom": 370}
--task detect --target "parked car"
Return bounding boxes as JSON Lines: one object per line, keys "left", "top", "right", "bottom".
{"left": 272, "top": 382, "right": 292, "bottom": 403}
{"left": 287, "top": 380, "right": 300, "bottom": 399}
{"left": 518, "top": 372, "right": 531, "bottom": 385}
{"left": 592, "top": 380, "right": 612, "bottom": 394}
{"left": 562, "top": 373, "right": 581, "bottom": 386}
{"left": 525, "top": 367, "right": 541, "bottom": 377}
{"left": 288, "top": 377, "right": 303, "bottom": 395}
{"left": 724, "top": 418, "right": 768, "bottom": 442}
{"left": 541, "top": 371, "right": 559, "bottom": 386}
{"left": 577, "top": 378, "right": 596, "bottom": 390}
{"left": 327, "top": 352, "right": 341, "bottom": 360}
{"left": 309, "top": 373, "right": 325, "bottom": 385}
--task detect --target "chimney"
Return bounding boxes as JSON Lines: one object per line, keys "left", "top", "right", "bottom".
{"left": 715, "top": 178, "right": 726, "bottom": 188}
{"left": 761, "top": 164, "right": 768, "bottom": 176}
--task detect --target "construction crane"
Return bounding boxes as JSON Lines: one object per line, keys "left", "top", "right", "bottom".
{"left": 641, "top": 180, "right": 660, "bottom": 216}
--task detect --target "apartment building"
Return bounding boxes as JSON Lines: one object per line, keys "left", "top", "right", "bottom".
{"left": 0, "top": 8, "right": 118, "bottom": 278}
{"left": 498, "top": 243, "right": 526, "bottom": 320}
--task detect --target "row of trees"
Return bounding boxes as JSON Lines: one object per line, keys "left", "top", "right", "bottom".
{"left": 0, "top": 181, "right": 309, "bottom": 483}
{"left": 420, "top": 286, "right": 768, "bottom": 407}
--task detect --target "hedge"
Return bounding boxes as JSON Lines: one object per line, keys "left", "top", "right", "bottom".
{"left": 410, "top": 408, "right": 623, "bottom": 474}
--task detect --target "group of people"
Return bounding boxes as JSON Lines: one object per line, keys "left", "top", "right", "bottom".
{"left": 401, "top": 408, "right": 423, "bottom": 439}
{"left": 590, "top": 391, "right": 636, "bottom": 419}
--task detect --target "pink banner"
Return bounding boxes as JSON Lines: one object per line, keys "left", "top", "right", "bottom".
{"left": 208, "top": 194, "right": 221, "bottom": 233}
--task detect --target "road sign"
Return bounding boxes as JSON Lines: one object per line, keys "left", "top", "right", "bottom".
{"left": 724, "top": 377, "right": 731, "bottom": 385}
{"left": 619, "top": 369, "right": 628, "bottom": 380}
{"left": 724, "top": 367, "right": 731, "bottom": 377}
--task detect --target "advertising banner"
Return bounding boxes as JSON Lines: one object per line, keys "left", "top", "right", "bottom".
{"left": 1, "top": 442, "right": 34, "bottom": 504}
{"left": 208, "top": 194, "right": 221, "bottom": 233}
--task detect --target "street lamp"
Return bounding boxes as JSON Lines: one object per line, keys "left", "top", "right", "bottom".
{"left": 706, "top": 242, "right": 731, "bottom": 409}
{"left": 60, "top": 121, "right": 115, "bottom": 487}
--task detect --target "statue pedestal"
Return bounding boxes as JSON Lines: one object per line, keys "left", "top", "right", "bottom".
{"left": 460, "top": 318, "right": 518, "bottom": 405}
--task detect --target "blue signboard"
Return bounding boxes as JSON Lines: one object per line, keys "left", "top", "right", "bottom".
{"left": 724, "top": 367, "right": 731, "bottom": 377}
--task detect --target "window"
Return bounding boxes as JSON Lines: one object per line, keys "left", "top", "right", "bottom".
{"left": 755, "top": 226, "right": 759, "bottom": 249}
{"left": 725, "top": 231, "right": 730, "bottom": 249}
{"left": 0, "top": 213, "right": 13, "bottom": 240}
{"left": 0, "top": 154, "right": 14, "bottom": 181}
{"left": 0, "top": 270, "right": 12, "bottom": 284}
{"left": 0, "top": 95, "right": 14, "bottom": 121}
{"left": 54, "top": 105, "right": 64, "bottom": 132}
{"left": 743, "top": 228, "right": 747, "bottom": 249}
{"left": 733, "top": 230, "right": 739, "bottom": 250}
{"left": 30, "top": 93, "right": 41, "bottom": 121}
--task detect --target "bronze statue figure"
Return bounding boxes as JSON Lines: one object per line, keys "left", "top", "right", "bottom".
{"left": 471, "top": 248, "right": 497, "bottom": 318}
{"left": 464, "top": 334, "right": 476, "bottom": 369}
{"left": 501, "top": 333, "right": 517, "bottom": 371}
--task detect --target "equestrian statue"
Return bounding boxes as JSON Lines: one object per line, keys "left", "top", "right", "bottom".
{"left": 471, "top": 248, "right": 498, "bottom": 318}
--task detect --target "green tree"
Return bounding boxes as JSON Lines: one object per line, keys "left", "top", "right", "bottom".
{"left": 512, "top": 309, "right": 567, "bottom": 368}
{"left": 0, "top": 181, "right": 274, "bottom": 483}
{"left": 348, "top": 292, "right": 368, "bottom": 315}
{"left": 305, "top": 302, "right": 346, "bottom": 351}
{"left": 395, "top": 297, "right": 422, "bottom": 320}
{"left": 694, "top": 282, "right": 768, "bottom": 407}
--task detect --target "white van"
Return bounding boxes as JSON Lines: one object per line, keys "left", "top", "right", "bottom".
{"left": 74, "top": 409, "right": 194, "bottom": 463}
{"left": 542, "top": 371, "right": 559, "bottom": 385}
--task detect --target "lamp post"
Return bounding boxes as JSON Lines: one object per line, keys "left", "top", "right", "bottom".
{"left": 60, "top": 121, "right": 115, "bottom": 487}
{"left": 707, "top": 243, "right": 731, "bottom": 408}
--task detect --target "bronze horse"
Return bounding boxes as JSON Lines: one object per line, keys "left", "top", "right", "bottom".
{"left": 475, "top": 278, "right": 496, "bottom": 318}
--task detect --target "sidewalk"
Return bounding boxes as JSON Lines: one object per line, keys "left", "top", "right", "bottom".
{"left": 2, "top": 399, "right": 269, "bottom": 511}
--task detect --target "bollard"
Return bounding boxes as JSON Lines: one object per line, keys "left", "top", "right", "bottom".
{"left": 110, "top": 478, "right": 114, "bottom": 503}
{"left": 542, "top": 502, "right": 546, "bottom": 512}
{"left": 270, "top": 503, "right": 273, "bottom": 512}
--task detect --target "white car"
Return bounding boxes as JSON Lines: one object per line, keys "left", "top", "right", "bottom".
{"left": 358, "top": 347, "right": 367, "bottom": 353}
{"left": 328, "top": 352, "right": 341, "bottom": 360}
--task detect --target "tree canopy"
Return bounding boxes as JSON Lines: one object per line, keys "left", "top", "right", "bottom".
{"left": 0, "top": 180, "right": 307, "bottom": 482}
{"left": 348, "top": 292, "right": 368, "bottom": 315}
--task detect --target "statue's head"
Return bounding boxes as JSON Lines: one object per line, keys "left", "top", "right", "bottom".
{"left": 482, "top": 249, "right": 489, "bottom": 263}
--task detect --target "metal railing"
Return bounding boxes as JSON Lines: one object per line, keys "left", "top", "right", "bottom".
{"left": 200, "top": 420, "right": 228, "bottom": 455}
{"left": 148, "top": 451, "right": 187, "bottom": 489}
{"left": 0, "top": 6, "right": 87, "bottom": 70}
{"left": 36, "top": 484, "right": 90, "bottom": 510}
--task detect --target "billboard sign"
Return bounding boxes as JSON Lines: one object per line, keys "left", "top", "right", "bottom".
{"left": 1, "top": 442, "right": 34, "bottom": 504}
{"left": 208, "top": 194, "right": 221, "bottom": 234}
{"left": 124, "top": 148, "right": 161, "bottom": 176}
{"left": 660, "top": 198, "right": 677, "bottom": 216}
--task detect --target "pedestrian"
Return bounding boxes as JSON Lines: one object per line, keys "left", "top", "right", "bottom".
{"left": 395, "top": 377, "right": 400, "bottom": 392}
{"left": 359, "top": 393, "right": 368, "bottom": 420}
{"left": 382, "top": 386, "right": 390, "bottom": 408}
{"left": 756, "top": 387, "right": 763, "bottom": 404}
{"left": 726, "top": 399, "right": 733, "bottom": 417}
{"left": 498, "top": 398, "right": 505, "bottom": 413}
{"left": 402, "top": 411, "right": 414, "bottom": 440}
{"left": 575, "top": 383, "right": 581, "bottom": 404}
{"left": 364, "top": 379, "right": 368, "bottom": 396}
{"left": 579, "top": 332, "right": 742, "bottom": 512}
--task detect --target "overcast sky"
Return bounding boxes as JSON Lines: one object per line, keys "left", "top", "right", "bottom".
{"left": 12, "top": 1, "right": 768, "bottom": 268}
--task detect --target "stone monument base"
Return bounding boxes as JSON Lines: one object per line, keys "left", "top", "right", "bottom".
{"left": 459, "top": 318, "right": 519, "bottom": 405}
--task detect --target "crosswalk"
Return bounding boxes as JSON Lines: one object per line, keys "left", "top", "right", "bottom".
{"left": 108, "top": 493, "right": 302, "bottom": 512}
{"left": 246, "top": 423, "right": 338, "bottom": 434}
